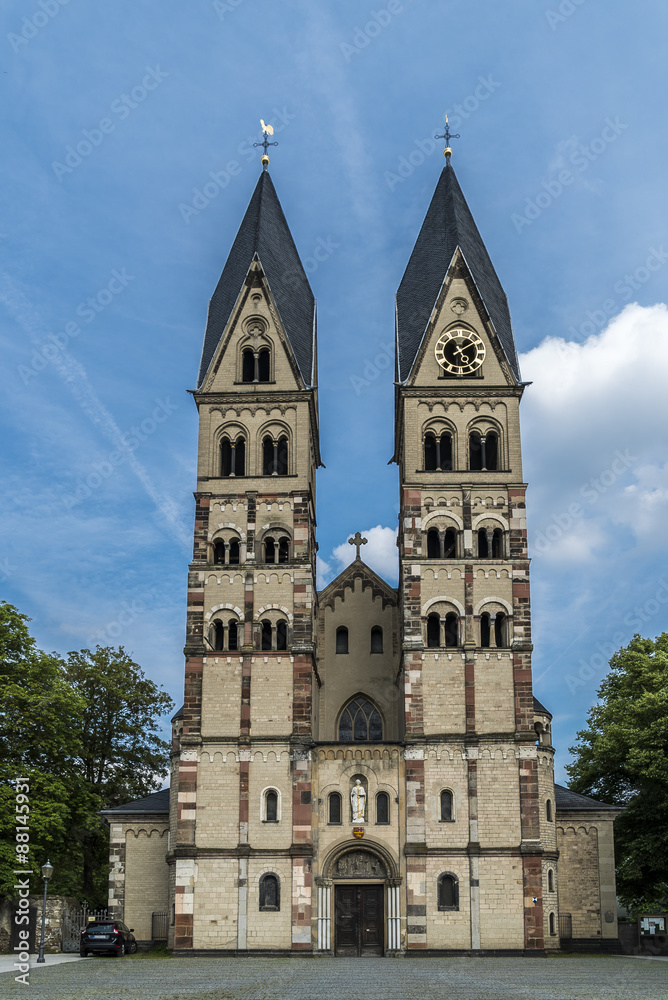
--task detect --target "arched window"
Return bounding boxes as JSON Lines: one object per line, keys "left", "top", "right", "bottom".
{"left": 262, "top": 436, "right": 274, "bottom": 475}
{"left": 469, "top": 431, "right": 483, "bottom": 471}
{"left": 261, "top": 619, "right": 272, "bottom": 651}
{"left": 220, "top": 435, "right": 245, "bottom": 477}
{"left": 264, "top": 536, "right": 276, "bottom": 563}
{"left": 328, "top": 792, "right": 342, "bottom": 825}
{"left": 427, "top": 528, "right": 440, "bottom": 558}
{"left": 427, "top": 613, "right": 440, "bottom": 648}
{"left": 469, "top": 430, "right": 499, "bottom": 471}
{"left": 492, "top": 528, "right": 503, "bottom": 558}
{"left": 213, "top": 540, "right": 226, "bottom": 565}
{"left": 494, "top": 612, "right": 506, "bottom": 648}
{"left": 211, "top": 619, "right": 224, "bottom": 652}
{"left": 258, "top": 348, "right": 270, "bottom": 382}
{"left": 276, "top": 619, "right": 287, "bottom": 651}
{"left": 440, "top": 789, "right": 453, "bottom": 822}
{"left": 443, "top": 528, "right": 456, "bottom": 558}
{"left": 336, "top": 626, "right": 348, "bottom": 654}
{"left": 549, "top": 912, "right": 556, "bottom": 936}
{"left": 229, "top": 539, "right": 240, "bottom": 565}
{"left": 486, "top": 431, "right": 498, "bottom": 470}
{"left": 424, "top": 431, "right": 453, "bottom": 470}
{"left": 228, "top": 619, "right": 239, "bottom": 652}
{"left": 242, "top": 348, "right": 255, "bottom": 383}
{"left": 370, "top": 626, "right": 383, "bottom": 653}
{"left": 259, "top": 873, "right": 280, "bottom": 911}
{"left": 546, "top": 799, "right": 553, "bottom": 822}
{"left": 278, "top": 537, "right": 290, "bottom": 563}
{"left": 262, "top": 435, "right": 289, "bottom": 476}
{"left": 338, "top": 696, "right": 383, "bottom": 741}
{"left": 480, "top": 612, "right": 491, "bottom": 648}
{"left": 444, "top": 612, "right": 458, "bottom": 647}
{"left": 548, "top": 869, "right": 554, "bottom": 893}
{"left": 265, "top": 790, "right": 278, "bottom": 822}
{"left": 437, "top": 873, "right": 459, "bottom": 911}
{"left": 276, "top": 436, "right": 288, "bottom": 476}
{"left": 376, "top": 792, "right": 390, "bottom": 825}
{"left": 478, "top": 528, "right": 489, "bottom": 559}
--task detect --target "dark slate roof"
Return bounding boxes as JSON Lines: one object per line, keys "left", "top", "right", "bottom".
{"left": 396, "top": 162, "right": 520, "bottom": 384}
{"left": 100, "top": 788, "right": 169, "bottom": 815}
{"left": 197, "top": 169, "right": 315, "bottom": 389}
{"left": 172, "top": 703, "right": 184, "bottom": 722}
{"left": 554, "top": 784, "right": 622, "bottom": 813}
{"left": 533, "top": 695, "right": 552, "bottom": 718}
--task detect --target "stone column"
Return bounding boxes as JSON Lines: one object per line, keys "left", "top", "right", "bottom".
{"left": 315, "top": 878, "right": 332, "bottom": 951}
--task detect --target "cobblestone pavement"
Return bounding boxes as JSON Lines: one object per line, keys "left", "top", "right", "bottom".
{"left": 2, "top": 955, "right": 667, "bottom": 1000}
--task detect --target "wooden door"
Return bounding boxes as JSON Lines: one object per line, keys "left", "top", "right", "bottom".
{"left": 335, "top": 885, "right": 383, "bottom": 956}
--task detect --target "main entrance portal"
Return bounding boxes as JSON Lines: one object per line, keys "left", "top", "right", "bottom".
{"left": 334, "top": 885, "right": 384, "bottom": 956}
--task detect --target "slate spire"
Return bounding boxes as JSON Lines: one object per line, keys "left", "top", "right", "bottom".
{"left": 197, "top": 169, "right": 316, "bottom": 389}
{"left": 395, "top": 160, "right": 520, "bottom": 383}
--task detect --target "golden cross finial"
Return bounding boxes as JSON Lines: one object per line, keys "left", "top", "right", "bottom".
{"left": 253, "top": 119, "right": 278, "bottom": 169}
{"left": 348, "top": 532, "right": 368, "bottom": 560}
{"left": 435, "top": 114, "right": 460, "bottom": 161}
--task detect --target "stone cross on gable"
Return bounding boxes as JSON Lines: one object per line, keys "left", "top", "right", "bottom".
{"left": 349, "top": 532, "right": 368, "bottom": 560}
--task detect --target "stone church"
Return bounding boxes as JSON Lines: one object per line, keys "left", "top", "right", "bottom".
{"left": 103, "top": 142, "right": 621, "bottom": 955}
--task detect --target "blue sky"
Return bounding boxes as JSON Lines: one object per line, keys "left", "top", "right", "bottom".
{"left": 1, "top": 1, "right": 667, "bottom": 782}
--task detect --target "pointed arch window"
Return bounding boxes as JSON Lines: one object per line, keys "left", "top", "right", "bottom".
{"left": 338, "top": 696, "right": 383, "bottom": 742}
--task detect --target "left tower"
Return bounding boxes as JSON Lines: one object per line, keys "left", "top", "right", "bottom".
{"left": 170, "top": 165, "right": 320, "bottom": 952}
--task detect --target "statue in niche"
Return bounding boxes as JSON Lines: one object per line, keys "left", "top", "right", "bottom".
{"left": 351, "top": 779, "right": 366, "bottom": 822}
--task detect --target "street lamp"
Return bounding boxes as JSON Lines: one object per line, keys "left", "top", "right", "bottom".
{"left": 36, "top": 861, "right": 54, "bottom": 964}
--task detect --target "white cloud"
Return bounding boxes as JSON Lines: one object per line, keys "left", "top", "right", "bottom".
{"left": 520, "top": 303, "right": 668, "bottom": 564}
{"left": 329, "top": 524, "right": 398, "bottom": 583}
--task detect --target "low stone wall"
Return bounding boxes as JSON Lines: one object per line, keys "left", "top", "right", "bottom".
{"left": 0, "top": 895, "right": 81, "bottom": 953}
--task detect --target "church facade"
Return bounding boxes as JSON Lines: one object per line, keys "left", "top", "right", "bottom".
{"left": 103, "top": 149, "right": 621, "bottom": 955}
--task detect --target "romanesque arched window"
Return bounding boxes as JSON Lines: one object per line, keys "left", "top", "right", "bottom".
{"left": 546, "top": 799, "right": 553, "bottom": 822}
{"left": 259, "top": 873, "right": 280, "bottom": 911}
{"left": 228, "top": 619, "right": 239, "bottom": 652}
{"left": 548, "top": 869, "right": 554, "bottom": 893}
{"left": 444, "top": 612, "right": 458, "bottom": 647}
{"left": 336, "top": 626, "right": 349, "bottom": 654}
{"left": 480, "top": 612, "right": 491, "bottom": 648}
{"left": 549, "top": 912, "right": 556, "bottom": 936}
{"left": 258, "top": 348, "right": 270, "bottom": 382}
{"left": 427, "top": 528, "right": 440, "bottom": 558}
{"left": 427, "top": 613, "right": 440, "bottom": 648}
{"left": 209, "top": 616, "right": 240, "bottom": 653}
{"left": 265, "top": 790, "right": 278, "bottom": 822}
{"left": 469, "top": 429, "right": 499, "bottom": 472}
{"left": 440, "top": 789, "right": 454, "bottom": 822}
{"left": 242, "top": 348, "right": 255, "bottom": 382}
{"left": 261, "top": 619, "right": 272, "bottom": 651}
{"left": 437, "top": 873, "right": 459, "bottom": 911}
{"left": 242, "top": 346, "right": 272, "bottom": 384}
{"left": 229, "top": 539, "right": 240, "bottom": 565}
{"left": 213, "top": 540, "right": 225, "bottom": 565}
{"left": 338, "top": 696, "right": 383, "bottom": 742}
{"left": 220, "top": 435, "right": 245, "bottom": 477}
{"left": 262, "top": 434, "right": 289, "bottom": 476}
{"left": 276, "top": 619, "right": 287, "bottom": 651}
{"left": 376, "top": 792, "right": 389, "bottom": 825}
{"left": 424, "top": 431, "right": 453, "bottom": 471}
{"left": 370, "top": 626, "right": 383, "bottom": 653}
{"left": 328, "top": 792, "right": 342, "bottom": 825}
{"left": 211, "top": 619, "right": 224, "bottom": 651}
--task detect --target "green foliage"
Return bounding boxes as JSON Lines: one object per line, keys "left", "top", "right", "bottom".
{"left": 0, "top": 603, "right": 174, "bottom": 905}
{"left": 567, "top": 632, "right": 668, "bottom": 912}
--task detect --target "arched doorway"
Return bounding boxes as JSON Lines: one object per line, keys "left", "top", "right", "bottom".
{"left": 318, "top": 845, "right": 401, "bottom": 956}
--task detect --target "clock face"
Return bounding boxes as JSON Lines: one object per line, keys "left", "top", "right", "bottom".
{"left": 434, "top": 329, "right": 485, "bottom": 375}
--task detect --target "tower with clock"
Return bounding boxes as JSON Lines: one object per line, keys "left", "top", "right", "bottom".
{"left": 104, "top": 138, "right": 622, "bottom": 959}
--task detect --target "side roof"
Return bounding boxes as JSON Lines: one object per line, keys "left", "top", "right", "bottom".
{"left": 396, "top": 161, "right": 520, "bottom": 384}
{"left": 554, "top": 784, "right": 622, "bottom": 813}
{"left": 100, "top": 788, "right": 169, "bottom": 816}
{"left": 197, "top": 169, "right": 316, "bottom": 389}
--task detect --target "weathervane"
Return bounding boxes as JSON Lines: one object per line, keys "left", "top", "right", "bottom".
{"left": 435, "top": 114, "right": 460, "bottom": 161}
{"left": 253, "top": 119, "right": 278, "bottom": 169}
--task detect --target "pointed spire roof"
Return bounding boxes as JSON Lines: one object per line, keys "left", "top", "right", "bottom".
{"left": 396, "top": 161, "right": 520, "bottom": 383}
{"left": 197, "top": 170, "right": 315, "bottom": 389}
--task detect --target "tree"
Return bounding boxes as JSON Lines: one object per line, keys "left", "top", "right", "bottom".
{"left": 63, "top": 646, "right": 174, "bottom": 901}
{"left": 0, "top": 604, "right": 174, "bottom": 905}
{"left": 567, "top": 632, "right": 668, "bottom": 912}
{"left": 0, "top": 603, "right": 87, "bottom": 897}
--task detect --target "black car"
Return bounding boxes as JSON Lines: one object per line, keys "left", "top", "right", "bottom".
{"left": 80, "top": 919, "right": 137, "bottom": 957}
